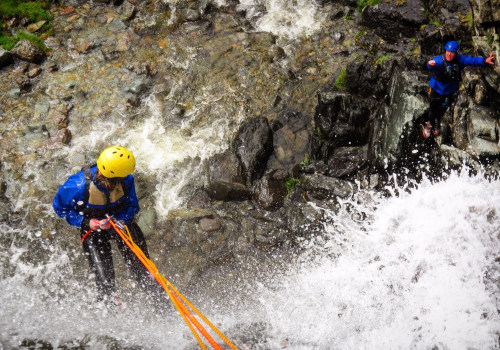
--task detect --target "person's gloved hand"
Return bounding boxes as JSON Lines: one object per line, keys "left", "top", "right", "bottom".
{"left": 485, "top": 52, "right": 496, "bottom": 65}
{"left": 100, "top": 218, "right": 112, "bottom": 230}
{"left": 89, "top": 218, "right": 112, "bottom": 231}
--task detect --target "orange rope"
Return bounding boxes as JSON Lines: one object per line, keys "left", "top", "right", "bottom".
{"left": 108, "top": 219, "right": 238, "bottom": 350}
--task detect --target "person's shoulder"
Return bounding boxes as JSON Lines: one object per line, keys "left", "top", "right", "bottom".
{"left": 65, "top": 169, "right": 86, "bottom": 187}
{"left": 123, "top": 174, "right": 135, "bottom": 185}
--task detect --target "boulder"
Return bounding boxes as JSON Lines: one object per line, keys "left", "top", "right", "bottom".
{"left": 436, "top": 144, "right": 482, "bottom": 171}
{"left": 232, "top": 117, "right": 273, "bottom": 186}
{"left": 327, "top": 145, "right": 369, "bottom": 178}
{"left": 205, "top": 151, "right": 250, "bottom": 201}
{"left": 253, "top": 169, "right": 288, "bottom": 211}
{"left": 266, "top": 110, "right": 314, "bottom": 172}
{"left": 451, "top": 97, "right": 500, "bottom": 156}
{"left": 300, "top": 174, "right": 355, "bottom": 200}
{"left": 344, "top": 55, "right": 396, "bottom": 99}
{"left": 120, "top": 0, "right": 137, "bottom": 21}
{"left": 187, "top": 190, "right": 212, "bottom": 209}
{"left": 11, "top": 40, "right": 45, "bottom": 63}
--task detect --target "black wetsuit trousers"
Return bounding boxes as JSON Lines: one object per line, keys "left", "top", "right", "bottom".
{"left": 80, "top": 222, "right": 158, "bottom": 300}
{"left": 428, "top": 88, "right": 454, "bottom": 128}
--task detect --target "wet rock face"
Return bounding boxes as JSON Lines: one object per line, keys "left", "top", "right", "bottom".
{"left": 205, "top": 151, "right": 250, "bottom": 201}
{"left": 361, "top": 0, "right": 427, "bottom": 42}
{"left": 369, "top": 68, "right": 429, "bottom": 169}
{"left": 469, "top": 0, "right": 500, "bottom": 24}
{"left": 345, "top": 55, "right": 396, "bottom": 99}
{"left": 232, "top": 117, "right": 273, "bottom": 186}
{"left": 266, "top": 110, "right": 314, "bottom": 173}
{"left": 314, "top": 90, "right": 371, "bottom": 147}
{"left": 327, "top": 146, "right": 369, "bottom": 178}
{"left": 453, "top": 103, "right": 500, "bottom": 156}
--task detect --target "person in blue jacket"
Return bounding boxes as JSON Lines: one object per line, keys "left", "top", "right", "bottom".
{"left": 423, "top": 40, "right": 495, "bottom": 138}
{"left": 53, "top": 146, "right": 157, "bottom": 303}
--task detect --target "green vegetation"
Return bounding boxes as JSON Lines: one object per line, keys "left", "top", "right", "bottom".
{"left": 357, "top": 0, "right": 381, "bottom": 11}
{"left": 465, "top": 10, "right": 473, "bottom": 29}
{"left": 0, "top": 30, "right": 47, "bottom": 50}
{"left": 0, "top": 0, "right": 51, "bottom": 21}
{"left": 335, "top": 68, "right": 347, "bottom": 90}
{"left": 300, "top": 154, "right": 311, "bottom": 167}
{"left": 486, "top": 33, "right": 494, "bottom": 46}
{"left": 375, "top": 55, "right": 391, "bottom": 65}
{"left": 0, "top": 0, "right": 52, "bottom": 51}
{"left": 354, "top": 29, "right": 367, "bottom": 39}
{"left": 343, "top": 13, "right": 354, "bottom": 21}
{"left": 316, "top": 126, "right": 323, "bottom": 138}
{"left": 285, "top": 177, "right": 300, "bottom": 200}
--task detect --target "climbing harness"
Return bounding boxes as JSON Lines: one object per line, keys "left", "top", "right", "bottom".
{"left": 432, "top": 54, "right": 461, "bottom": 84}
{"left": 104, "top": 217, "right": 239, "bottom": 350}
{"left": 80, "top": 215, "right": 114, "bottom": 243}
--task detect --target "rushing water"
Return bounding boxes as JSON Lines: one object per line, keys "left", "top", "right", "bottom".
{"left": 237, "top": 0, "right": 326, "bottom": 40}
{"left": 1, "top": 172, "right": 499, "bottom": 349}
{"left": 253, "top": 172, "right": 500, "bottom": 349}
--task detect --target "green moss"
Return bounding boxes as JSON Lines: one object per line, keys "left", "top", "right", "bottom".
{"left": 316, "top": 126, "right": 323, "bottom": 138}
{"left": 300, "top": 153, "right": 311, "bottom": 167}
{"left": 0, "top": 0, "right": 52, "bottom": 51}
{"left": 486, "top": 33, "right": 494, "bottom": 46}
{"left": 0, "top": 30, "right": 47, "bottom": 51}
{"left": 357, "top": 0, "right": 381, "bottom": 11}
{"left": 0, "top": 0, "right": 51, "bottom": 22}
{"left": 343, "top": 13, "right": 354, "bottom": 21}
{"left": 335, "top": 68, "right": 347, "bottom": 90}
{"left": 285, "top": 177, "right": 300, "bottom": 200}
{"left": 355, "top": 29, "right": 367, "bottom": 39}
{"left": 375, "top": 55, "right": 391, "bottom": 65}
{"left": 0, "top": 35, "right": 17, "bottom": 50}
{"left": 465, "top": 10, "right": 473, "bottom": 29}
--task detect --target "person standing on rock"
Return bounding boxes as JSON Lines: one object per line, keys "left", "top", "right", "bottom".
{"left": 53, "top": 146, "right": 160, "bottom": 305}
{"left": 423, "top": 40, "right": 496, "bottom": 138}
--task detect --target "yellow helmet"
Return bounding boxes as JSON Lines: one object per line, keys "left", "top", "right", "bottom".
{"left": 97, "top": 146, "right": 135, "bottom": 178}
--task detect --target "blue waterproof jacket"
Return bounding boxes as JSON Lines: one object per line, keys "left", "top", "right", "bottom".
{"left": 53, "top": 165, "right": 139, "bottom": 228}
{"left": 428, "top": 54, "right": 486, "bottom": 95}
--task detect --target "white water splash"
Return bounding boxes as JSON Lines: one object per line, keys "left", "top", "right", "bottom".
{"left": 254, "top": 172, "right": 500, "bottom": 349}
{"left": 237, "top": 0, "right": 326, "bottom": 40}
{"left": 2, "top": 172, "right": 500, "bottom": 349}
